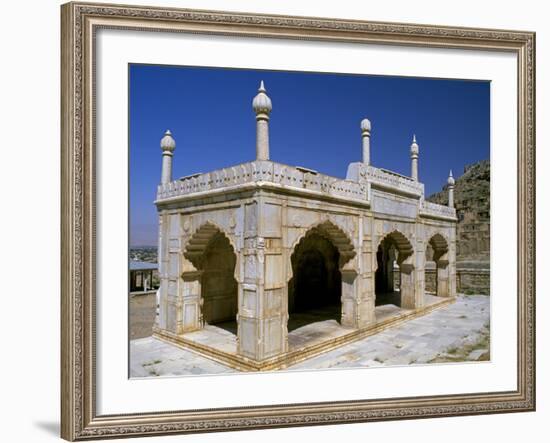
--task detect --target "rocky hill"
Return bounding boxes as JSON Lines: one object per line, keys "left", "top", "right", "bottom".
{"left": 427, "top": 160, "right": 490, "bottom": 263}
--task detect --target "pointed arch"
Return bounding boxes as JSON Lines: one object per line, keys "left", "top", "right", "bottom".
{"left": 426, "top": 233, "right": 451, "bottom": 297}
{"left": 183, "top": 221, "right": 239, "bottom": 329}
{"left": 375, "top": 230, "right": 417, "bottom": 309}
{"left": 286, "top": 220, "right": 356, "bottom": 330}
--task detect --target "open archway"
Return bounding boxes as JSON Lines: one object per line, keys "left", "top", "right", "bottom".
{"left": 375, "top": 230, "right": 415, "bottom": 309}
{"left": 184, "top": 222, "right": 238, "bottom": 334}
{"left": 426, "top": 233, "right": 450, "bottom": 297}
{"left": 287, "top": 221, "right": 355, "bottom": 332}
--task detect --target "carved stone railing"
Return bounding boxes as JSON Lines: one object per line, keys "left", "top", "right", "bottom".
{"left": 419, "top": 200, "right": 457, "bottom": 219}
{"left": 156, "top": 160, "right": 368, "bottom": 203}
{"left": 365, "top": 166, "right": 424, "bottom": 197}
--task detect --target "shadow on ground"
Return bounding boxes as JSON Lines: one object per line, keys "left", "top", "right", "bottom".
{"left": 34, "top": 421, "right": 59, "bottom": 437}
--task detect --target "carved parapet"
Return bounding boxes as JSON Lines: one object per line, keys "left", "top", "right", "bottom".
{"left": 156, "top": 160, "right": 368, "bottom": 204}
{"left": 347, "top": 163, "right": 424, "bottom": 198}
{"left": 419, "top": 200, "right": 457, "bottom": 220}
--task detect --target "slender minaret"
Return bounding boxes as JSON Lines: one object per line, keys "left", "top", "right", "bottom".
{"left": 160, "top": 129, "right": 176, "bottom": 184}
{"left": 410, "top": 134, "right": 419, "bottom": 181}
{"left": 447, "top": 170, "right": 455, "bottom": 208}
{"left": 252, "top": 81, "right": 272, "bottom": 161}
{"left": 361, "top": 118, "right": 371, "bottom": 165}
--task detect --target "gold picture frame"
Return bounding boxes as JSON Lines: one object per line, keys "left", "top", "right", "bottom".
{"left": 61, "top": 2, "right": 536, "bottom": 440}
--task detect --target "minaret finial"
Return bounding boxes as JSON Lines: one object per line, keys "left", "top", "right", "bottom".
{"left": 361, "top": 118, "right": 371, "bottom": 165}
{"left": 447, "top": 169, "right": 455, "bottom": 186}
{"left": 410, "top": 134, "right": 419, "bottom": 181}
{"left": 447, "top": 169, "right": 455, "bottom": 208}
{"left": 252, "top": 81, "right": 272, "bottom": 160}
{"left": 160, "top": 129, "right": 176, "bottom": 184}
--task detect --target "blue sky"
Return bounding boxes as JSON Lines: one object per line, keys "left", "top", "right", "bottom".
{"left": 130, "top": 64, "right": 490, "bottom": 246}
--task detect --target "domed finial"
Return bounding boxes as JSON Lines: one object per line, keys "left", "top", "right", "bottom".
{"left": 361, "top": 118, "right": 371, "bottom": 132}
{"left": 410, "top": 134, "right": 419, "bottom": 155}
{"left": 447, "top": 169, "right": 455, "bottom": 186}
{"left": 160, "top": 129, "right": 176, "bottom": 152}
{"left": 252, "top": 80, "right": 272, "bottom": 116}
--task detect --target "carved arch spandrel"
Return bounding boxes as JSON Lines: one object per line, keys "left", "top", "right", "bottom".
{"left": 376, "top": 230, "right": 414, "bottom": 266}
{"left": 427, "top": 232, "right": 450, "bottom": 263}
{"left": 183, "top": 222, "right": 240, "bottom": 280}
{"left": 287, "top": 220, "right": 356, "bottom": 278}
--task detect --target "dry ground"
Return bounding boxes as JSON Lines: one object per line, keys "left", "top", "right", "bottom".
{"left": 129, "top": 292, "right": 156, "bottom": 340}
{"left": 130, "top": 294, "right": 490, "bottom": 377}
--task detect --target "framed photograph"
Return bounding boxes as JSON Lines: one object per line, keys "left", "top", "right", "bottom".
{"left": 61, "top": 1, "right": 535, "bottom": 440}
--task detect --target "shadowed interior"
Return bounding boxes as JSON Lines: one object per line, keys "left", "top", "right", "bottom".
{"left": 200, "top": 232, "right": 238, "bottom": 332}
{"left": 288, "top": 233, "right": 342, "bottom": 331}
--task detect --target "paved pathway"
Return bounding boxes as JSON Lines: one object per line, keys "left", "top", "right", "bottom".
{"left": 130, "top": 294, "right": 490, "bottom": 377}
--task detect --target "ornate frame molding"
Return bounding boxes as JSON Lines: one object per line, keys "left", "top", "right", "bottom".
{"left": 61, "top": 2, "right": 535, "bottom": 440}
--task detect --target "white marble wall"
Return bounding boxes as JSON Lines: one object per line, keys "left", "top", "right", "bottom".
{"left": 156, "top": 163, "right": 457, "bottom": 362}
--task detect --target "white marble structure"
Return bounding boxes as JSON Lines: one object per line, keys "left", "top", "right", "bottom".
{"left": 153, "top": 82, "right": 457, "bottom": 364}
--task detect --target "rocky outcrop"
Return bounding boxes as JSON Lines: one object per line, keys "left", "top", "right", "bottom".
{"left": 428, "top": 160, "right": 490, "bottom": 261}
